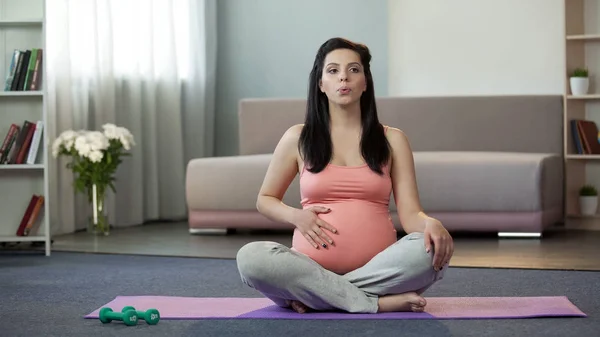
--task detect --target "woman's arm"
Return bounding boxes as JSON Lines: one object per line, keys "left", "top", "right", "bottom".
{"left": 386, "top": 127, "right": 430, "bottom": 233}
{"left": 386, "top": 127, "right": 453, "bottom": 270}
{"left": 256, "top": 124, "right": 304, "bottom": 225}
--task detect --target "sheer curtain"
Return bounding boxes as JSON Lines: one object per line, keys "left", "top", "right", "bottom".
{"left": 46, "top": 0, "right": 216, "bottom": 234}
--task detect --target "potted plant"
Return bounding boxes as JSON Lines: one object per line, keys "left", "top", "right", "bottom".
{"left": 52, "top": 124, "right": 135, "bottom": 235}
{"left": 570, "top": 67, "right": 589, "bottom": 96}
{"left": 579, "top": 184, "right": 598, "bottom": 216}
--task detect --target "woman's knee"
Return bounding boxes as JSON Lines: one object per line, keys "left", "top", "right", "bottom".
{"left": 236, "top": 241, "right": 284, "bottom": 281}
{"left": 400, "top": 233, "right": 448, "bottom": 286}
{"left": 398, "top": 232, "right": 437, "bottom": 272}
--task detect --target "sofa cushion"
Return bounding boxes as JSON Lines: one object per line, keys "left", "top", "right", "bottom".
{"left": 389, "top": 151, "right": 563, "bottom": 213}
{"left": 186, "top": 151, "right": 562, "bottom": 215}
{"left": 186, "top": 154, "right": 302, "bottom": 211}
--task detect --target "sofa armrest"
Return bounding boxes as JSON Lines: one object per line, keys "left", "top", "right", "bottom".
{"left": 185, "top": 154, "right": 302, "bottom": 211}
{"left": 540, "top": 153, "right": 564, "bottom": 210}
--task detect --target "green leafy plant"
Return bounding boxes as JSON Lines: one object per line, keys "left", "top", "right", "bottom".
{"left": 572, "top": 67, "right": 589, "bottom": 78}
{"left": 579, "top": 184, "right": 597, "bottom": 196}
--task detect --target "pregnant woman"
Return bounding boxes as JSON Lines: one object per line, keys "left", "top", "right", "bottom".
{"left": 236, "top": 37, "right": 454, "bottom": 314}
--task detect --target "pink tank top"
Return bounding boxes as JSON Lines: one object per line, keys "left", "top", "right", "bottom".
{"left": 292, "top": 127, "right": 397, "bottom": 275}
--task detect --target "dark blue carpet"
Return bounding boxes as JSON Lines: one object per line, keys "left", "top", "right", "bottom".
{"left": 0, "top": 251, "right": 597, "bottom": 337}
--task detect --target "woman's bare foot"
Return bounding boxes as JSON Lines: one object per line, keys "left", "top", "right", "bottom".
{"left": 376, "top": 292, "right": 427, "bottom": 313}
{"left": 285, "top": 300, "right": 310, "bottom": 313}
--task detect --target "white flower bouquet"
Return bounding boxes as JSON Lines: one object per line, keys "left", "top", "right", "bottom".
{"left": 52, "top": 123, "right": 135, "bottom": 234}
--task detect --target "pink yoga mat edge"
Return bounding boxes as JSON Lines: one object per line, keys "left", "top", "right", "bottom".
{"left": 84, "top": 295, "right": 587, "bottom": 320}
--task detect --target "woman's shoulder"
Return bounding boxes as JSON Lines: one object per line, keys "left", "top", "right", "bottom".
{"left": 282, "top": 124, "right": 304, "bottom": 141}
{"left": 287, "top": 123, "right": 304, "bottom": 135}
{"left": 382, "top": 125, "right": 411, "bottom": 150}
{"left": 382, "top": 124, "right": 406, "bottom": 139}
{"left": 276, "top": 124, "right": 304, "bottom": 150}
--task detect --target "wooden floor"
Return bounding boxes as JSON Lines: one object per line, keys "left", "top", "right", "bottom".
{"left": 8, "top": 222, "right": 598, "bottom": 271}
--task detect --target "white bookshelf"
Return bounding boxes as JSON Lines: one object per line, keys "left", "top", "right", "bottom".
{"left": 0, "top": 19, "right": 43, "bottom": 27}
{"left": 0, "top": 91, "right": 43, "bottom": 97}
{"left": 0, "top": 0, "right": 50, "bottom": 255}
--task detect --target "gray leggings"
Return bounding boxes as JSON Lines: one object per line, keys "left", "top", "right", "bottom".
{"left": 236, "top": 232, "right": 447, "bottom": 313}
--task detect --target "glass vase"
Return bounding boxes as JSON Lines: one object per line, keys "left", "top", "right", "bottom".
{"left": 87, "top": 183, "right": 110, "bottom": 236}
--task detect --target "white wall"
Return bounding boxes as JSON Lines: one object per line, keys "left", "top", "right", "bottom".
{"left": 388, "top": 0, "right": 565, "bottom": 96}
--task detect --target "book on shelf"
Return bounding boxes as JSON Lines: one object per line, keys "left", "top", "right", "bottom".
{"left": 570, "top": 119, "right": 600, "bottom": 155}
{"left": 0, "top": 120, "right": 44, "bottom": 164}
{"left": 3, "top": 48, "right": 43, "bottom": 91}
{"left": 16, "top": 194, "right": 44, "bottom": 236}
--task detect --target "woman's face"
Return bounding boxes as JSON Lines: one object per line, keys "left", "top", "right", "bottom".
{"left": 319, "top": 48, "right": 367, "bottom": 106}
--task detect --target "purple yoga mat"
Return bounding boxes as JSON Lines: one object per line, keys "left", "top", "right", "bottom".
{"left": 84, "top": 295, "right": 586, "bottom": 320}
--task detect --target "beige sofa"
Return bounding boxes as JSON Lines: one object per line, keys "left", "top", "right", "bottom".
{"left": 186, "top": 95, "right": 564, "bottom": 237}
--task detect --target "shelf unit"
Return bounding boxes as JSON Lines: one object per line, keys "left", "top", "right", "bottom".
{"left": 0, "top": 0, "right": 50, "bottom": 255}
{"left": 0, "top": 91, "right": 42, "bottom": 97}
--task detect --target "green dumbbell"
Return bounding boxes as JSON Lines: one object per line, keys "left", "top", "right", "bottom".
{"left": 99, "top": 307, "right": 138, "bottom": 326}
{"left": 121, "top": 306, "right": 160, "bottom": 325}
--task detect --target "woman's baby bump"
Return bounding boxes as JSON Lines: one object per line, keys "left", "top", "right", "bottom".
{"left": 292, "top": 201, "right": 397, "bottom": 274}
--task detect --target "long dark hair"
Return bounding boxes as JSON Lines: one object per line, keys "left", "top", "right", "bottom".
{"left": 298, "top": 37, "right": 390, "bottom": 175}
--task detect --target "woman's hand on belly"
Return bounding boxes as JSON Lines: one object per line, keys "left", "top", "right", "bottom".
{"left": 316, "top": 210, "right": 396, "bottom": 250}
{"left": 290, "top": 206, "right": 339, "bottom": 249}
{"left": 292, "top": 202, "right": 398, "bottom": 273}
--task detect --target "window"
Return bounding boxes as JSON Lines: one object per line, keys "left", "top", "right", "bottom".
{"left": 48, "top": 0, "right": 192, "bottom": 80}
